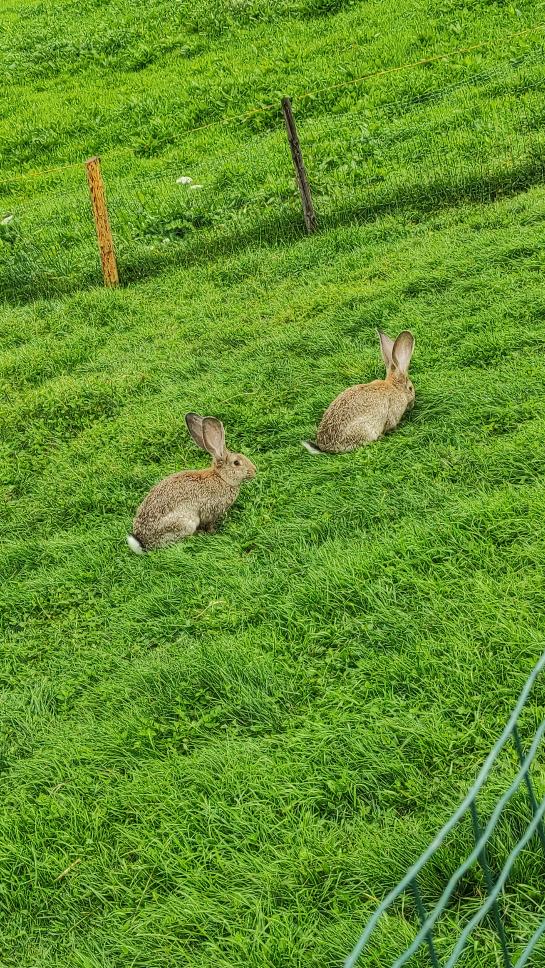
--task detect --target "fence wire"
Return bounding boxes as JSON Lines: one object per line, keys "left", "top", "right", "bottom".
{"left": 345, "top": 651, "right": 545, "bottom": 968}
{"left": 1, "top": 46, "right": 545, "bottom": 302}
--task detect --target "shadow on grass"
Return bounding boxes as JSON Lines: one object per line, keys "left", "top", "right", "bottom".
{"left": 341, "top": 156, "right": 545, "bottom": 222}
{"left": 2, "top": 157, "right": 544, "bottom": 306}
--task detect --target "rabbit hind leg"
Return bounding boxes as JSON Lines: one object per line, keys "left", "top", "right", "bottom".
{"left": 337, "top": 414, "right": 385, "bottom": 452}
{"left": 153, "top": 510, "right": 200, "bottom": 549}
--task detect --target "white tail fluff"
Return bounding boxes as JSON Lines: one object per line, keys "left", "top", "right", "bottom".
{"left": 301, "top": 440, "right": 322, "bottom": 455}
{"left": 127, "top": 534, "right": 144, "bottom": 554}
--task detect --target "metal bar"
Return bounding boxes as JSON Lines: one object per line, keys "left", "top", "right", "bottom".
{"left": 344, "top": 650, "right": 545, "bottom": 968}
{"left": 512, "top": 724, "right": 545, "bottom": 857}
{"left": 410, "top": 878, "right": 440, "bottom": 968}
{"left": 389, "top": 721, "right": 545, "bottom": 968}
{"left": 443, "top": 794, "right": 545, "bottom": 968}
{"left": 514, "top": 916, "right": 545, "bottom": 967}
{"left": 470, "top": 800, "right": 512, "bottom": 968}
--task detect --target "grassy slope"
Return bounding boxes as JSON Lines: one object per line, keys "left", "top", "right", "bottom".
{"left": 2, "top": 0, "right": 545, "bottom": 302}
{"left": 2, "top": 1, "right": 545, "bottom": 966}
{"left": 1, "top": 0, "right": 543, "bottom": 170}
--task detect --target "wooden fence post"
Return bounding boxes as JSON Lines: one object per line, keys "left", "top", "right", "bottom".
{"left": 85, "top": 156, "right": 119, "bottom": 287}
{"left": 281, "top": 97, "right": 316, "bottom": 234}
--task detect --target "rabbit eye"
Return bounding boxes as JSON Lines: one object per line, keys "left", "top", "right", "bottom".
{"left": 234, "top": 459, "right": 241, "bottom": 466}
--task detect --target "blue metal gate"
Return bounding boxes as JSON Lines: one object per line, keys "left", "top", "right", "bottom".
{"left": 345, "top": 652, "right": 545, "bottom": 967}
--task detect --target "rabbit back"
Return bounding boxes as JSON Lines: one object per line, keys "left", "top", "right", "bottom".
{"left": 316, "top": 380, "right": 407, "bottom": 453}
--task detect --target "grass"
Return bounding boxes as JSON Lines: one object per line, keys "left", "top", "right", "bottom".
{"left": 2, "top": 0, "right": 545, "bottom": 965}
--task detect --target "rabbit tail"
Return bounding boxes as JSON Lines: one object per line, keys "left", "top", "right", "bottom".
{"left": 127, "top": 533, "right": 145, "bottom": 554}
{"left": 302, "top": 440, "right": 323, "bottom": 455}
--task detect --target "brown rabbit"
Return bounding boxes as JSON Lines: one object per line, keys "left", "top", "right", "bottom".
{"left": 127, "top": 414, "right": 256, "bottom": 553}
{"left": 303, "top": 329, "right": 415, "bottom": 454}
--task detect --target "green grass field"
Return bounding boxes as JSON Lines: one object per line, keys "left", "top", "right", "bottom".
{"left": 2, "top": 1, "right": 545, "bottom": 965}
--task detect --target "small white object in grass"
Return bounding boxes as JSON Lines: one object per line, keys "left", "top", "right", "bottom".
{"left": 190, "top": 183, "right": 203, "bottom": 190}
{"left": 176, "top": 176, "right": 193, "bottom": 185}
{"left": 1, "top": 214, "right": 13, "bottom": 224}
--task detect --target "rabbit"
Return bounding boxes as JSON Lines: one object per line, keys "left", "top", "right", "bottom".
{"left": 303, "top": 329, "right": 415, "bottom": 454}
{"left": 127, "top": 414, "right": 256, "bottom": 553}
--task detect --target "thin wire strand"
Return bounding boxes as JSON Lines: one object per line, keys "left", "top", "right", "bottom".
{"left": 169, "top": 20, "right": 545, "bottom": 136}
{"left": 1, "top": 160, "right": 85, "bottom": 183}
{"left": 81, "top": 59, "right": 545, "bottom": 196}
{"left": 3, "top": 19, "right": 545, "bottom": 186}
{"left": 294, "top": 22, "right": 545, "bottom": 105}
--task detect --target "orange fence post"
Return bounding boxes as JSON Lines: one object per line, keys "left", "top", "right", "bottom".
{"left": 85, "top": 156, "right": 119, "bottom": 287}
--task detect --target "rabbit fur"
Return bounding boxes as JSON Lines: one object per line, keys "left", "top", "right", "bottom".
{"left": 128, "top": 414, "right": 256, "bottom": 552}
{"left": 303, "top": 329, "right": 415, "bottom": 454}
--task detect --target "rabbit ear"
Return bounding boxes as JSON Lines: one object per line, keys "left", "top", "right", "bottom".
{"left": 392, "top": 331, "right": 415, "bottom": 375}
{"left": 377, "top": 329, "right": 395, "bottom": 369}
{"left": 202, "top": 417, "right": 226, "bottom": 461}
{"left": 185, "top": 413, "right": 206, "bottom": 450}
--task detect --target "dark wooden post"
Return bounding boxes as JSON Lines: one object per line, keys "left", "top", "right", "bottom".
{"left": 281, "top": 97, "right": 316, "bottom": 234}
{"left": 85, "top": 156, "right": 119, "bottom": 287}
